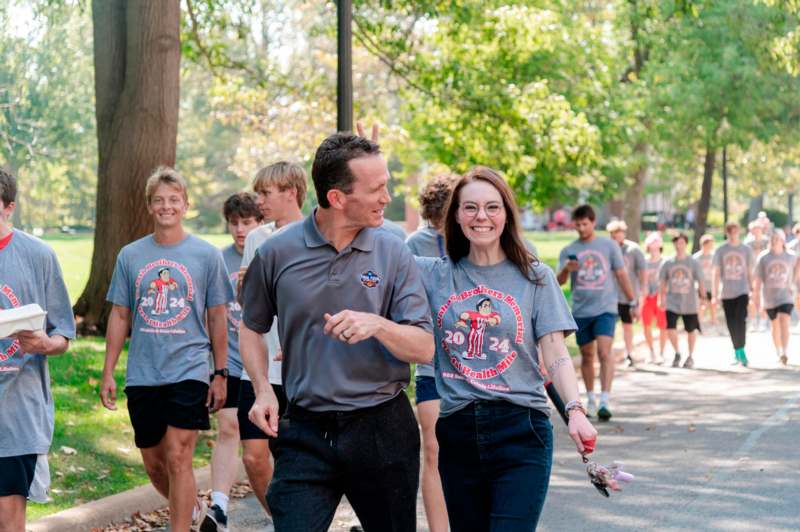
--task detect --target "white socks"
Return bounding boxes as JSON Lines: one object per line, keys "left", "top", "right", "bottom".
{"left": 587, "top": 391, "right": 596, "bottom": 405}
{"left": 211, "top": 491, "right": 229, "bottom": 513}
{"left": 600, "top": 391, "right": 610, "bottom": 406}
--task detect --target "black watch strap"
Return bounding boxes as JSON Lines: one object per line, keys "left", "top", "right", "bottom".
{"left": 213, "top": 368, "right": 229, "bottom": 378}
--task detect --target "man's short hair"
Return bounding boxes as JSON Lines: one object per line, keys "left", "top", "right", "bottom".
{"left": 606, "top": 219, "right": 627, "bottom": 233}
{"left": 223, "top": 192, "right": 263, "bottom": 223}
{"left": 725, "top": 221, "right": 740, "bottom": 233}
{"left": 572, "top": 204, "right": 595, "bottom": 222}
{"left": 145, "top": 166, "right": 188, "bottom": 204}
{"left": 672, "top": 232, "right": 689, "bottom": 244}
{"left": 419, "top": 174, "right": 459, "bottom": 227}
{"left": 311, "top": 133, "right": 381, "bottom": 209}
{"left": 0, "top": 169, "right": 16, "bottom": 207}
{"left": 700, "top": 233, "right": 714, "bottom": 245}
{"left": 252, "top": 161, "right": 308, "bottom": 209}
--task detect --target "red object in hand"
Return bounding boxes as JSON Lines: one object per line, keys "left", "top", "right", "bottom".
{"left": 582, "top": 437, "right": 596, "bottom": 455}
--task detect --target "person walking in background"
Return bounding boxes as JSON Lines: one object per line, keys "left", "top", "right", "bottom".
{"left": 713, "top": 222, "right": 755, "bottom": 366}
{"left": 693, "top": 234, "right": 718, "bottom": 331}
{"left": 0, "top": 170, "right": 76, "bottom": 532}
{"left": 754, "top": 229, "right": 798, "bottom": 366}
{"left": 745, "top": 220, "right": 769, "bottom": 332}
{"left": 416, "top": 167, "right": 597, "bottom": 531}
{"left": 641, "top": 232, "right": 668, "bottom": 363}
{"left": 659, "top": 233, "right": 705, "bottom": 369}
{"left": 558, "top": 205, "right": 635, "bottom": 421}
{"left": 405, "top": 173, "right": 459, "bottom": 532}
{"left": 607, "top": 220, "right": 646, "bottom": 367}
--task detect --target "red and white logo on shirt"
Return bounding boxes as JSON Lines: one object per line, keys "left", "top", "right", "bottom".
{"left": 576, "top": 250, "right": 609, "bottom": 290}
{"left": 227, "top": 270, "right": 241, "bottom": 332}
{"left": 723, "top": 252, "right": 746, "bottom": 281}
{"left": 766, "top": 261, "right": 790, "bottom": 288}
{"left": 668, "top": 265, "right": 692, "bottom": 295}
{"left": 134, "top": 259, "right": 194, "bottom": 330}
{"left": 0, "top": 284, "right": 22, "bottom": 364}
{"left": 437, "top": 285, "right": 525, "bottom": 392}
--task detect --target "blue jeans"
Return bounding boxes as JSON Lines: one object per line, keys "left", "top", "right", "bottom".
{"left": 436, "top": 401, "right": 553, "bottom": 531}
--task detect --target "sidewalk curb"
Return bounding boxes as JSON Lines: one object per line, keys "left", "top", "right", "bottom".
{"left": 27, "top": 463, "right": 247, "bottom": 532}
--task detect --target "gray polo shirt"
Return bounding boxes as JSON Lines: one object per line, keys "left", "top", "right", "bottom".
{"left": 241, "top": 211, "right": 433, "bottom": 412}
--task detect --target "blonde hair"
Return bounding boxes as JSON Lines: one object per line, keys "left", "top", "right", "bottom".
{"left": 145, "top": 166, "right": 188, "bottom": 204}
{"left": 606, "top": 219, "right": 628, "bottom": 233}
{"left": 252, "top": 161, "right": 307, "bottom": 209}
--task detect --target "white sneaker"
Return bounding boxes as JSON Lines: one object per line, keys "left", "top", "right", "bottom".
{"left": 587, "top": 399, "right": 598, "bottom": 418}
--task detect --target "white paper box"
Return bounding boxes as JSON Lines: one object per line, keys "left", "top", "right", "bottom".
{"left": 0, "top": 304, "right": 47, "bottom": 338}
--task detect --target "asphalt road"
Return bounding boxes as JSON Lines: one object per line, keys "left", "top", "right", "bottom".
{"left": 222, "top": 329, "right": 800, "bottom": 531}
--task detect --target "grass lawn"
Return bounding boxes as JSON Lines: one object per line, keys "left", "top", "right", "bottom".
{"left": 30, "top": 228, "right": 670, "bottom": 518}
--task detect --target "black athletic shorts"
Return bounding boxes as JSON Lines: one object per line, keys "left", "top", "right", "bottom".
{"left": 0, "top": 454, "right": 37, "bottom": 497}
{"left": 209, "top": 375, "right": 241, "bottom": 410}
{"left": 237, "top": 380, "right": 287, "bottom": 440}
{"left": 618, "top": 304, "right": 633, "bottom": 324}
{"left": 666, "top": 311, "right": 701, "bottom": 333}
{"left": 706, "top": 291, "right": 712, "bottom": 302}
{"left": 767, "top": 303, "right": 794, "bottom": 321}
{"left": 125, "top": 380, "right": 210, "bottom": 448}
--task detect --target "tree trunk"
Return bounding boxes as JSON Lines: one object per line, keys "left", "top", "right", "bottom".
{"left": 692, "top": 146, "right": 716, "bottom": 253}
{"left": 73, "top": 0, "right": 181, "bottom": 334}
{"left": 622, "top": 141, "right": 648, "bottom": 243}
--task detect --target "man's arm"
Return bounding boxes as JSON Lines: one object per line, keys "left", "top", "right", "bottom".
{"left": 712, "top": 265, "right": 721, "bottom": 301}
{"left": 615, "top": 268, "right": 635, "bottom": 302}
{"left": 659, "top": 279, "right": 667, "bottom": 309}
{"left": 207, "top": 303, "right": 229, "bottom": 413}
{"left": 14, "top": 331, "right": 68, "bottom": 356}
{"left": 752, "top": 276, "right": 762, "bottom": 312}
{"left": 100, "top": 305, "right": 131, "bottom": 410}
{"left": 323, "top": 311, "right": 434, "bottom": 364}
{"left": 239, "top": 323, "right": 279, "bottom": 437}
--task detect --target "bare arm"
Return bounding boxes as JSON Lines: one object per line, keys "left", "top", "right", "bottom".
{"left": 240, "top": 323, "right": 279, "bottom": 437}
{"left": 540, "top": 331, "right": 597, "bottom": 453}
{"left": 712, "top": 266, "right": 721, "bottom": 301}
{"left": 14, "top": 331, "right": 69, "bottom": 356}
{"left": 752, "top": 277, "right": 762, "bottom": 311}
{"left": 206, "top": 304, "right": 229, "bottom": 412}
{"left": 100, "top": 305, "right": 131, "bottom": 410}
{"left": 323, "top": 311, "right": 434, "bottom": 364}
{"left": 557, "top": 259, "right": 578, "bottom": 286}
{"left": 659, "top": 279, "right": 667, "bottom": 309}
{"left": 615, "top": 268, "right": 635, "bottom": 302}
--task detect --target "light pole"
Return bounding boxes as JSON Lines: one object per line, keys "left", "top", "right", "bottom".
{"left": 337, "top": 0, "right": 353, "bottom": 133}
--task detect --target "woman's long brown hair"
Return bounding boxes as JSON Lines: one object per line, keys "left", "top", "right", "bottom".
{"left": 444, "top": 166, "right": 539, "bottom": 280}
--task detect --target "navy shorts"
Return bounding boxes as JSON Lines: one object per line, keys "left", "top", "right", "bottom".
{"left": 0, "top": 454, "right": 37, "bottom": 497}
{"left": 415, "top": 375, "right": 440, "bottom": 404}
{"left": 574, "top": 313, "right": 618, "bottom": 346}
{"left": 767, "top": 303, "right": 794, "bottom": 321}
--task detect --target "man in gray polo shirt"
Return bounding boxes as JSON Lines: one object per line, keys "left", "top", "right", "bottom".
{"left": 240, "top": 132, "right": 434, "bottom": 532}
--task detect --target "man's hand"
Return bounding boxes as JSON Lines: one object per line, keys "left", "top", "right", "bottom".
{"left": 273, "top": 350, "right": 283, "bottom": 362}
{"left": 565, "top": 259, "right": 580, "bottom": 272}
{"left": 14, "top": 330, "right": 54, "bottom": 354}
{"left": 249, "top": 386, "right": 280, "bottom": 437}
{"left": 629, "top": 304, "right": 640, "bottom": 322}
{"left": 207, "top": 376, "right": 227, "bottom": 413}
{"left": 100, "top": 373, "right": 117, "bottom": 411}
{"left": 323, "top": 310, "right": 384, "bottom": 344}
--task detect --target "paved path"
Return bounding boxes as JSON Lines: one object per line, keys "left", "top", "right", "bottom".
{"left": 222, "top": 328, "right": 800, "bottom": 531}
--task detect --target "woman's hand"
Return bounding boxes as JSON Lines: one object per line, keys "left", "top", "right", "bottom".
{"left": 568, "top": 411, "right": 598, "bottom": 455}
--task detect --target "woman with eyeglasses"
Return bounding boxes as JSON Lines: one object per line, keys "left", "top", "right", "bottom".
{"left": 416, "top": 166, "right": 597, "bottom": 531}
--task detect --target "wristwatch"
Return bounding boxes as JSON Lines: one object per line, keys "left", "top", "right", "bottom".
{"left": 212, "top": 368, "right": 229, "bottom": 378}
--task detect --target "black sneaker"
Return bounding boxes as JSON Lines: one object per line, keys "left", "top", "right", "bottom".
{"left": 626, "top": 354, "right": 636, "bottom": 367}
{"left": 682, "top": 356, "right": 694, "bottom": 369}
{"left": 672, "top": 353, "right": 681, "bottom": 368}
{"left": 597, "top": 404, "right": 612, "bottom": 421}
{"left": 200, "top": 503, "right": 229, "bottom": 532}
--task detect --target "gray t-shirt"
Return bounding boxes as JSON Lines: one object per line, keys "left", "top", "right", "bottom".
{"left": 756, "top": 251, "right": 796, "bottom": 309}
{"left": 692, "top": 251, "right": 714, "bottom": 291}
{"left": 745, "top": 235, "right": 768, "bottom": 257}
{"left": 107, "top": 234, "right": 234, "bottom": 386}
{"left": 617, "top": 240, "right": 646, "bottom": 303}
{"left": 416, "top": 257, "right": 576, "bottom": 417}
{"left": 241, "top": 213, "right": 433, "bottom": 412}
{"left": 559, "top": 236, "right": 626, "bottom": 317}
{"left": 659, "top": 256, "right": 704, "bottom": 314}
{"left": 645, "top": 257, "right": 665, "bottom": 296}
{"left": 221, "top": 244, "right": 244, "bottom": 378}
{"left": 405, "top": 226, "right": 446, "bottom": 379}
{"left": 712, "top": 242, "right": 755, "bottom": 299}
{"left": 0, "top": 230, "right": 76, "bottom": 457}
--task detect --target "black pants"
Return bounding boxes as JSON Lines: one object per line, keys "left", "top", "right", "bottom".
{"left": 266, "top": 393, "right": 420, "bottom": 532}
{"left": 722, "top": 294, "right": 749, "bottom": 349}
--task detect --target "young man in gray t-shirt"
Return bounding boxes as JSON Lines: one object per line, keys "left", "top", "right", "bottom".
{"left": 0, "top": 170, "right": 75, "bottom": 530}
{"left": 659, "top": 233, "right": 705, "bottom": 369}
{"left": 557, "top": 205, "right": 634, "bottom": 422}
{"left": 607, "top": 220, "right": 646, "bottom": 368}
{"left": 101, "top": 168, "right": 234, "bottom": 530}
{"left": 712, "top": 222, "right": 755, "bottom": 366}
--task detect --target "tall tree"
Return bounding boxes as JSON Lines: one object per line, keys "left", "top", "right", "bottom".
{"left": 73, "top": 0, "right": 181, "bottom": 333}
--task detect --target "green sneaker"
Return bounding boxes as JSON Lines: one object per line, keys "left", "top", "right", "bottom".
{"left": 597, "top": 403, "right": 612, "bottom": 421}
{"left": 740, "top": 350, "right": 748, "bottom": 367}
